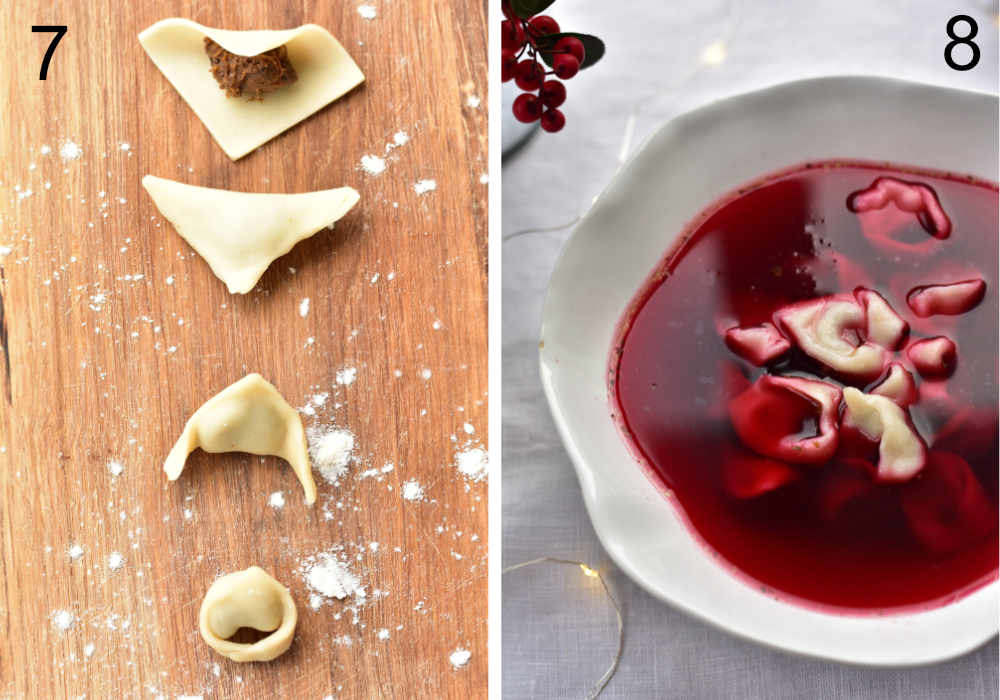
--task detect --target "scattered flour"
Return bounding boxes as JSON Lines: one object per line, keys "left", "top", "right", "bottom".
{"left": 68, "top": 544, "right": 84, "bottom": 560}
{"left": 449, "top": 648, "right": 472, "bottom": 669}
{"left": 358, "top": 4, "right": 377, "bottom": 19}
{"left": 0, "top": 246, "right": 11, "bottom": 257}
{"left": 52, "top": 609, "right": 75, "bottom": 631}
{"left": 377, "top": 628, "right": 390, "bottom": 640}
{"left": 393, "top": 131, "right": 409, "bottom": 147}
{"left": 83, "top": 643, "right": 95, "bottom": 658}
{"left": 463, "top": 423, "right": 475, "bottom": 435}
{"left": 299, "top": 297, "right": 310, "bottom": 318}
{"left": 336, "top": 367, "right": 357, "bottom": 386}
{"left": 269, "top": 491, "right": 285, "bottom": 509}
{"left": 107, "top": 552, "right": 125, "bottom": 571}
{"left": 59, "top": 140, "right": 82, "bottom": 161}
{"left": 302, "top": 552, "right": 363, "bottom": 601}
{"left": 401, "top": 480, "right": 425, "bottom": 502}
{"left": 361, "top": 154, "right": 386, "bottom": 176}
{"left": 420, "top": 368, "right": 432, "bottom": 380}
{"left": 456, "top": 447, "right": 488, "bottom": 482}
{"left": 107, "top": 459, "right": 124, "bottom": 476}
{"left": 466, "top": 95, "right": 481, "bottom": 109}
{"left": 414, "top": 179, "right": 437, "bottom": 195}
{"left": 308, "top": 426, "right": 357, "bottom": 483}
{"left": 39, "top": 144, "right": 51, "bottom": 155}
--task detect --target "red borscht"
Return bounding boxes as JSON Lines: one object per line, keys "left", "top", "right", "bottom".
{"left": 611, "top": 162, "right": 998, "bottom": 611}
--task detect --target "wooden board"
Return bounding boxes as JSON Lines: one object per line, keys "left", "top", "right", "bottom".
{"left": 0, "top": 1, "right": 487, "bottom": 698}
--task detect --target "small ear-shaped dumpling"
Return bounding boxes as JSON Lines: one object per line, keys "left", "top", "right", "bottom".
{"left": 138, "top": 19, "right": 364, "bottom": 159}
{"left": 165, "top": 373, "right": 317, "bottom": 504}
{"left": 199, "top": 566, "right": 298, "bottom": 662}
{"left": 143, "top": 175, "right": 359, "bottom": 294}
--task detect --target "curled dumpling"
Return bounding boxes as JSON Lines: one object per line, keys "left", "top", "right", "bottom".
{"left": 199, "top": 566, "right": 298, "bottom": 662}
{"left": 139, "top": 19, "right": 364, "bottom": 159}
{"left": 142, "top": 175, "right": 360, "bottom": 294}
{"left": 165, "top": 373, "right": 317, "bottom": 504}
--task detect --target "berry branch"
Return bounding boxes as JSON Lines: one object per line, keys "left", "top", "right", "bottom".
{"left": 501, "top": 1, "right": 605, "bottom": 133}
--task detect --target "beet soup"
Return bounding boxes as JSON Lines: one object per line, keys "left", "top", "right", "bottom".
{"left": 611, "top": 162, "right": 999, "bottom": 611}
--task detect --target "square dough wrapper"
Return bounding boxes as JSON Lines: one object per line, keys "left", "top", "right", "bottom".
{"left": 139, "top": 18, "right": 365, "bottom": 159}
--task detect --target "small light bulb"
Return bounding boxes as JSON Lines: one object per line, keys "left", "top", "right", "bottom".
{"left": 580, "top": 564, "right": 598, "bottom": 578}
{"left": 700, "top": 40, "right": 728, "bottom": 66}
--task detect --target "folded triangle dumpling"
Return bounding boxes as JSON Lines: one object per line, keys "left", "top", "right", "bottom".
{"left": 165, "top": 373, "right": 317, "bottom": 504}
{"left": 143, "top": 175, "right": 360, "bottom": 293}
{"left": 139, "top": 19, "right": 364, "bottom": 159}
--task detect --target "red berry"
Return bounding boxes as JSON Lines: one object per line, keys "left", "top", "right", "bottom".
{"left": 514, "top": 60, "right": 544, "bottom": 91}
{"left": 554, "top": 37, "right": 585, "bottom": 63}
{"left": 501, "top": 49, "right": 517, "bottom": 82}
{"left": 512, "top": 93, "right": 543, "bottom": 123}
{"left": 501, "top": 19, "right": 525, "bottom": 50}
{"left": 539, "top": 80, "right": 566, "bottom": 108}
{"left": 552, "top": 54, "right": 579, "bottom": 80}
{"left": 528, "top": 15, "right": 560, "bottom": 36}
{"left": 540, "top": 108, "right": 566, "bottom": 133}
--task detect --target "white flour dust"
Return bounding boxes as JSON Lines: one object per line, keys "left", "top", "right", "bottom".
{"left": 335, "top": 367, "right": 357, "bottom": 386}
{"left": 358, "top": 4, "right": 377, "bottom": 19}
{"left": 449, "top": 648, "right": 471, "bottom": 669}
{"left": 59, "top": 140, "right": 82, "bottom": 161}
{"left": 107, "top": 552, "right": 124, "bottom": 571}
{"left": 301, "top": 551, "right": 364, "bottom": 602}
{"left": 360, "top": 154, "right": 386, "bottom": 176}
{"left": 414, "top": 179, "right": 437, "bottom": 195}
{"left": 51, "top": 609, "right": 75, "bottom": 631}
{"left": 401, "top": 480, "right": 425, "bottom": 502}
{"left": 456, "top": 446, "right": 488, "bottom": 482}
{"left": 299, "top": 297, "right": 310, "bottom": 318}
{"left": 308, "top": 426, "right": 357, "bottom": 483}
{"left": 269, "top": 491, "right": 285, "bottom": 509}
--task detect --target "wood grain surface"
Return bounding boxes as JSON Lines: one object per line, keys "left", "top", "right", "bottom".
{"left": 0, "top": 2, "right": 487, "bottom": 698}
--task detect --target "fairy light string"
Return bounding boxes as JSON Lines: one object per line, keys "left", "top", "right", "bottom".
{"left": 503, "top": 557, "right": 625, "bottom": 698}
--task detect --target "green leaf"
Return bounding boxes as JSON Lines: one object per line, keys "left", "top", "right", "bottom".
{"left": 510, "top": 0, "right": 557, "bottom": 18}
{"left": 536, "top": 32, "right": 605, "bottom": 70}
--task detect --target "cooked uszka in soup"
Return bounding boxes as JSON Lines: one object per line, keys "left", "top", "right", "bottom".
{"left": 611, "top": 162, "right": 998, "bottom": 610}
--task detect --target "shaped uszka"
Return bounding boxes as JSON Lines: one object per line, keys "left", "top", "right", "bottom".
{"left": 139, "top": 19, "right": 364, "bottom": 159}
{"left": 842, "top": 387, "right": 926, "bottom": 482}
{"left": 729, "top": 375, "right": 842, "bottom": 464}
{"left": 143, "top": 175, "right": 360, "bottom": 294}
{"left": 773, "top": 296, "right": 886, "bottom": 378}
{"left": 164, "top": 374, "right": 317, "bottom": 504}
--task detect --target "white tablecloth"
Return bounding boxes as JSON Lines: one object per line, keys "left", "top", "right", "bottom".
{"left": 501, "top": 1, "right": 999, "bottom": 697}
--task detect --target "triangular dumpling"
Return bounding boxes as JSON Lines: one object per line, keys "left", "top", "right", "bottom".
{"left": 165, "top": 373, "right": 317, "bottom": 504}
{"left": 143, "top": 175, "right": 359, "bottom": 293}
{"left": 139, "top": 19, "right": 364, "bottom": 159}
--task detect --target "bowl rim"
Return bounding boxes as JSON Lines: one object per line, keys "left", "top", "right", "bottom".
{"left": 538, "top": 74, "right": 999, "bottom": 666}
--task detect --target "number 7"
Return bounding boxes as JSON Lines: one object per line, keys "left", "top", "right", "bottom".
{"left": 32, "top": 25, "right": 67, "bottom": 80}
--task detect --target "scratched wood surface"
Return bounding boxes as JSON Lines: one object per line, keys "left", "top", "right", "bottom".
{"left": 0, "top": 1, "right": 487, "bottom": 698}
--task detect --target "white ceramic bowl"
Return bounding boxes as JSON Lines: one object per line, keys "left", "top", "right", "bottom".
{"left": 539, "top": 76, "right": 999, "bottom": 665}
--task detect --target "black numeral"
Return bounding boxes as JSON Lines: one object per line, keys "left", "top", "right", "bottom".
{"left": 944, "top": 15, "right": 979, "bottom": 71}
{"left": 32, "top": 25, "right": 67, "bottom": 80}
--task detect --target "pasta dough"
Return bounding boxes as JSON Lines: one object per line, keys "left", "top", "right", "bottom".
{"left": 139, "top": 19, "right": 364, "bottom": 159}
{"left": 199, "top": 566, "right": 298, "bottom": 662}
{"left": 142, "top": 175, "right": 359, "bottom": 294}
{"left": 165, "top": 373, "right": 317, "bottom": 504}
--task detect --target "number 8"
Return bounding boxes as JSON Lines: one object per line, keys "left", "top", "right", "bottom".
{"left": 944, "top": 15, "right": 980, "bottom": 72}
